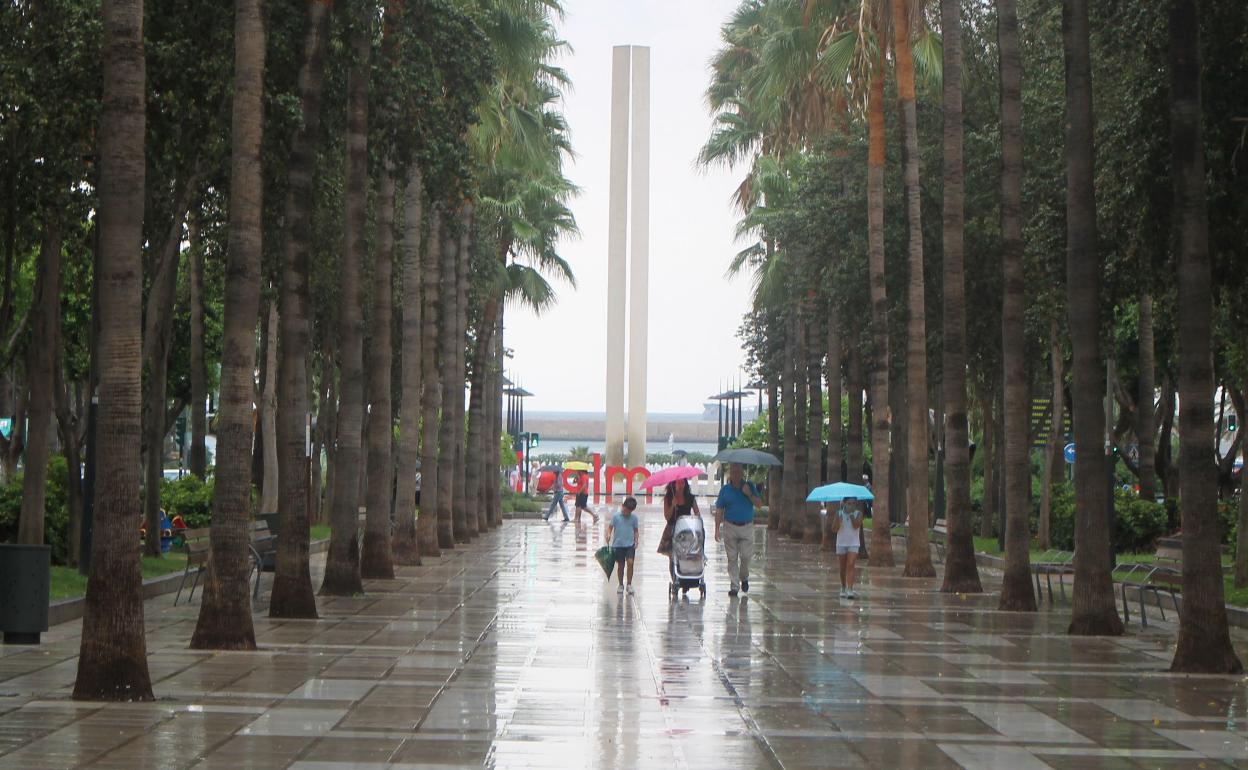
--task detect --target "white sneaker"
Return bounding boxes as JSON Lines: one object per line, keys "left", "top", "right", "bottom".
{"left": 839, "top": 587, "right": 847, "bottom": 598}
{"left": 617, "top": 584, "right": 625, "bottom": 593}
{"left": 846, "top": 589, "right": 857, "bottom": 600}
{"left": 626, "top": 585, "right": 635, "bottom": 595}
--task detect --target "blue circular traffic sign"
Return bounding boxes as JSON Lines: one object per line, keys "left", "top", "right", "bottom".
{"left": 1063, "top": 443, "right": 1076, "bottom": 464}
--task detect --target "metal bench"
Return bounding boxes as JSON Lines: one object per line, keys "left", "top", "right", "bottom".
{"left": 175, "top": 528, "right": 212, "bottom": 605}
{"left": 249, "top": 520, "right": 277, "bottom": 598}
{"left": 1117, "top": 544, "right": 1183, "bottom": 627}
{"left": 1030, "top": 550, "right": 1075, "bottom": 604}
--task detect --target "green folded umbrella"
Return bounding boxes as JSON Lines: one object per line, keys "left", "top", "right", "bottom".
{"left": 594, "top": 545, "right": 615, "bottom": 577}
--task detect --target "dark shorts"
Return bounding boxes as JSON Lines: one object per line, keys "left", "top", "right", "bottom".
{"left": 612, "top": 546, "right": 636, "bottom": 561}
{"left": 576, "top": 493, "right": 589, "bottom": 508}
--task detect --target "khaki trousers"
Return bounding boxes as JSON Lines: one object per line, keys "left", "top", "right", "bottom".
{"left": 722, "top": 521, "right": 754, "bottom": 588}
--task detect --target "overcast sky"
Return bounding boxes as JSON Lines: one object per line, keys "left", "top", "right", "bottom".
{"left": 502, "top": 0, "right": 754, "bottom": 415}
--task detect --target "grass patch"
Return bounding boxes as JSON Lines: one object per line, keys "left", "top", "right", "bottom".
{"left": 49, "top": 552, "right": 188, "bottom": 601}
{"left": 310, "top": 524, "right": 330, "bottom": 541}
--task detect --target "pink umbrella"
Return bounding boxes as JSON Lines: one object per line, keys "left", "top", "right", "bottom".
{"left": 640, "top": 465, "right": 705, "bottom": 491}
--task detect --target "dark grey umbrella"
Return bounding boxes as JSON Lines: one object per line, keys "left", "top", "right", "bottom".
{"left": 712, "top": 448, "right": 781, "bottom": 466}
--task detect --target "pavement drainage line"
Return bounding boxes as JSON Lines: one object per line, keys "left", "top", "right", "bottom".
{"left": 700, "top": 627, "right": 787, "bottom": 770}
{"left": 628, "top": 593, "right": 695, "bottom": 770}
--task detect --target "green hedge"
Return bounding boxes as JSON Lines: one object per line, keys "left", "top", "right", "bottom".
{"left": 0, "top": 461, "right": 216, "bottom": 565}
{"left": 1045, "top": 483, "right": 1172, "bottom": 553}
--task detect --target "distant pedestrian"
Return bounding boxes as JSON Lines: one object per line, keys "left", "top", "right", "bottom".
{"left": 833, "top": 496, "right": 864, "bottom": 599}
{"left": 574, "top": 472, "right": 599, "bottom": 525}
{"left": 544, "top": 476, "right": 570, "bottom": 522}
{"left": 607, "top": 496, "right": 640, "bottom": 594}
{"left": 714, "top": 463, "right": 763, "bottom": 598}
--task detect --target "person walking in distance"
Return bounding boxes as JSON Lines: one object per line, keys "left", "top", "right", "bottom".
{"left": 544, "top": 473, "right": 571, "bottom": 522}
{"left": 833, "top": 496, "right": 864, "bottom": 599}
{"left": 574, "top": 471, "right": 599, "bottom": 525}
{"left": 714, "top": 463, "right": 763, "bottom": 598}
{"left": 606, "top": 497, "right": 640, "bottom": 594}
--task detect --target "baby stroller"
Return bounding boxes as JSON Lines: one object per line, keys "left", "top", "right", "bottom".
{"left": 668, "top": 515, "right": 707, "bottom": 599}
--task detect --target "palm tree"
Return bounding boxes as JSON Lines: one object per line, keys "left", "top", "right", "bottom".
{"left": 435, "top": 217, "right": 458, "bottom": 549}
{"left": 996, "top": 0, "right": 1034, "bottom": 609}
{"left": 804, "top": 305, "right": 824, "bottom": 544}
{"left": 392, "top": 169, "right": 423, "bottom": 566}
{"left": 824, "top": 310, "right": 842, "bottom": 550}
{"left": 74, "top": 0, "right": 154, "bottom": 701}
{"left": 940, "top": 0, "right": 981, "bottom": 595}
{"left": 893, "top": 0, "right": 934, "bottom": 579}
{"left": 361, "top": 166, "right": 396, "bottom": 580}
{"left": 190, "top": 0, "right": 266, "bottom": 649}
{"left": 271, "top": 0, "right": 332, "bottom": 620}
{"left": 1063, "top": 0, "right": 1121, "bottom": 636}
{"left": 1167, "top": 0, "right": 1240, "bottom": 674}
{"left": 188, "top": 216, "right": 207, "bottom": 478}
{"left": 18, "top": 223, "right": 60, "bottom": 547}
{"left": 453, "top": 205, "right": 475, "bottom": 541}
{"left": 846, "top": 347, "right": 864, "bottom": 484}
{"left": 1136, "top": 289, "right": 1157, "bottom": 501}
{"left": 864, "top": 62, "right": 894, "bottom": 567}
{"left": 780, "top": 319, "right": 798, "bottom": 536}
{"left": 419, "top": 209, "right": 443, "bottom": 557}
{"left": 320, "top": 14, "right": 370, "bottom": 597}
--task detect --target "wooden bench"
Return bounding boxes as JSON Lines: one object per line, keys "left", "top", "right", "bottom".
{"left": 175, "top": 528, "right": 212, "bottom": 605}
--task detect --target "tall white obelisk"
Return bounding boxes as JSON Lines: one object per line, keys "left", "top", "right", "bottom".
{"left": 626, "top": 46, "right": 650, "bottom": 469}
{"left": 604, "top": 46, "right": 630, "bottom": 467}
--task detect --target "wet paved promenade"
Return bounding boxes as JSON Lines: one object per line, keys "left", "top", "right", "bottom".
{"left": 4, "top": 504, "right": 1248, "bottom": 768}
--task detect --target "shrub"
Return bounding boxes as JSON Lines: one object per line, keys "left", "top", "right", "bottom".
{"left": 1114, "top": 493, "right": 1168, "bottom": 553}
{"left": 0, "top": 456, "right": 73, "bottom": 564}
{"left": 161, "top": 475, "right": 214, "bottom": 528}
{"left": 501, "top": 488, "right": 541, "bottom": 513}
{"left": 1048, "top": 483, "right": 1076, "bottom": 551}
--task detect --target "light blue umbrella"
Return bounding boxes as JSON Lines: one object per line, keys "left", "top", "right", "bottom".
{"left": 806, "top": 482, "right": 874, "bottom": 503}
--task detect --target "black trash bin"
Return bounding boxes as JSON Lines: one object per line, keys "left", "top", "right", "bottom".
{"left": 0, "top": 543, "right": 51, "bottom": 644}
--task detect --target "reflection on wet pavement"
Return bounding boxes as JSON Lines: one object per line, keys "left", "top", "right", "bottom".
{"left": 3, "top": 504, "right": 1248, "bottom": 768}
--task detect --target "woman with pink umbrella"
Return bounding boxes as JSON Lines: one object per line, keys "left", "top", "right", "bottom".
{"left": 642, "top": 466, "right": 704, "bottom": 586}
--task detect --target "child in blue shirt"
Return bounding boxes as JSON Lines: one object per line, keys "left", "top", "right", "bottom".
{"left": 606, "top": 496, "right": 640, "bottom": 594}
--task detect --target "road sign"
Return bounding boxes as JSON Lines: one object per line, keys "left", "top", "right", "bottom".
{"left": 1063, "top": 443, "right": 1076, "bottom": 464}
{"left": 0, "top": 418, "right": 10, "bottom": 439}
{"left": 530, "top": 433, "right": 540, "bottom": 447}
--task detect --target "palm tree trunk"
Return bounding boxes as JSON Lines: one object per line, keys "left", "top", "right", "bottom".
{"left": 996, "top": 0, "right": 1035, "bottom": 610}
{"left": 189, "top": 0, "right": 265, "bottom": 649}
{"left": 894, "top": 0, "right": 934, "bottom": 578}
{"left": 18, "top": 220, "right": 61, "bottom": 545}
{"left": 259, "top": 301, "right": 279, "bottom": 513}
{"left": 392, "top": 168, "right": 423, "bottom": 566}
{"left": 320, "top": 15, "right": 369, "bottom": 596}
{"left": 940, "top": 0, "right": 981, "bottom": 595}
{"left": 74, "top": 0, "right": 154, "bottom": 700}
{"left": 188, "top": 212, "right": 207, "bottom": 478}
{"left": 780, "top": 322, "right": 797, "bottom": 537}
{"left": 824, "top": 312, "right": 842, "bottom": 551}
{"left": 419, "top": 210, "right": 443, "bottom": 556}
{"left": 488, "top": 312, "right": 505, "bottom": 528}
{"left": 1039, "top": 318, "right": 1064, "bottom": 549}
{"left": 805, "top": 309, "right": 824, "bottom": 545}
{"left": 827, "top": 311, "right": 843, "bottom": 481}
{"left": 980, "top": 392, "right": 997, "bottom": 539}
{"left": 270, "top": 0, "right": 332, "bottom": 619}
{"left": 1168, "top": 0, "right": 1240, "bottom": 673}
{"left": 790, "top": 314, "right": 809, "bottom": 541}
{"left": 1137, "top": 290, "right": 1157, "bottom": 500}
{"left": 466, "top": 288, "right": 500, "bottom": 536}
{"left": 362, "top": 165, "right": 396, "bottom": 580}
{"left": 436, "top": 217, "right": 457, "bottom": 549}
{"left": 1064, "top": 0, "right": 1122, "bottom": 635}
{"left": 866, "top": 62, "right": 894, "bottom": 567}
{"left": 847, "top": 348, "right": 864, "bottom": 484}
{"left": 142, "top": 184, "right": 193, "bottom": 558}
{"left": 454, "top": 206, "right": 474, "bottom": 541}
{"left": 766, "top": 377, "right": 781, "bottom": 529}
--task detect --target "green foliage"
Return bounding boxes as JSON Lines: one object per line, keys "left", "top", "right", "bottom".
{"left": 501, "top": 488, "right": 541, "bottom": 513}
{"left": 160, "top": 475, "right": 215, "bottom": 528}
{"left": 0, "top": 457, "right": 73, "bottom": 565}
{"left": 1043, "top": 483, "right": 1170, "bottom": 553}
